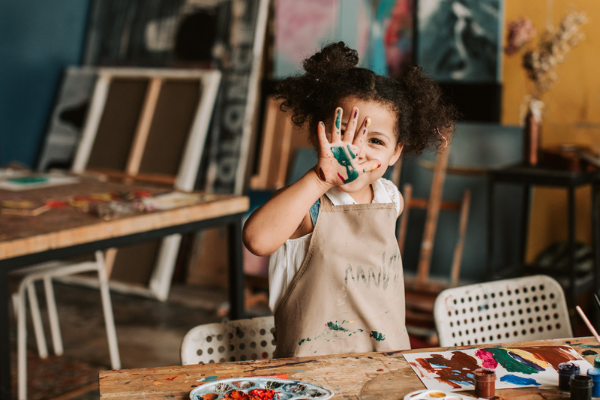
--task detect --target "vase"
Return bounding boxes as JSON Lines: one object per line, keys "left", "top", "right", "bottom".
{"left": 523, "top": 98, "right": 544, "bottom": 166}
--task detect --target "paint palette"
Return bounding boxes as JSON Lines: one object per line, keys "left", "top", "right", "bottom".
{"left": 404, "top": 390, "right": 472, "bottom": 400}
{"left": 189, "top": 377, "right": 334, "bottom": 400}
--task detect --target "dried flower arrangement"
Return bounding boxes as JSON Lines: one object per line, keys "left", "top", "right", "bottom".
{"left": 504, "top": 10, "right": 587, "bottom": 166}
{"left": 505, "top": 11, "right": 587, "bottom": 100}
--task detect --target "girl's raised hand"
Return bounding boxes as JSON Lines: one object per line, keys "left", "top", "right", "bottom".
{"left": 314, "top": 107, "right": 380, "bottom": 186}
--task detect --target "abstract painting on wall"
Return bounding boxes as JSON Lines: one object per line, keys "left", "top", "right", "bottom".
{"left": 273, "top": 0, "right": 415, "bottom": 79}
{"left": 416, "top": 0, "right": 502, "bottom": 83}
{"left": 403, "top": 346, "right": 593, "bottom": 391}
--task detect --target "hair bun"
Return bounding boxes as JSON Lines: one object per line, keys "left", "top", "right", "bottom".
{"left": 302, "top": 42, "right": 359, "bottom": 76}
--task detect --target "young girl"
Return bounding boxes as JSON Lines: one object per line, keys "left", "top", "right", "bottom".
{"left": 243, "top": 42, "right": 456, "bottom": 358}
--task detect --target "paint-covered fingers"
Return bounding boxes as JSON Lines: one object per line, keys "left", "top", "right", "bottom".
{"left": 332, "top": 107, "right": 343, "bottom": 139}
{"left": 317, "top": 121, "right": 329, "bottom": 149}
{"left": 342, "top": 107, "right": 359, "bottom": 144}
{"left": 353, "top": 116, "right": 371, "bottom": 150}
{"left": 358, "top": 159, "right": 381, "bottom": 176}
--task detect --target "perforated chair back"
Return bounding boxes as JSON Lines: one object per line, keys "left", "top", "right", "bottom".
{"left": 181, "top": 316, "right": 276, "bottom": 364}
{"left": 434, "top": 275, "right": 572, "bottom": 347}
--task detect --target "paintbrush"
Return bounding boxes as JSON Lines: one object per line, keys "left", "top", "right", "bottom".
{"left": 576, "top": 306, "right": 600, "bottom": 345}
{"left": 594, "top": 293, "right": 600, "bottom": 313}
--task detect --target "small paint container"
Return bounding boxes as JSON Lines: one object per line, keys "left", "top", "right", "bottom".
{"left": 474, "top": 368, "right": 496, "bottom": 399}
{"left": 559, "top": 362, "right": 581, "bottom": 391}
{"left": 595, "top": 357, "right": 600, "bottom": 369}
{"left": 571, "top": 375, "right": 593, "bottom": 400}
{"left": 587, "top": 368, "right": 600, "bottom": 398}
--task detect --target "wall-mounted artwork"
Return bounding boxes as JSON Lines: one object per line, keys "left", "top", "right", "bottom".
{"left": 404, "top": 345, "right": 592, "bottom": 391}
{"left": 375, "top": 0, "right": 415, "bottom": 78}
{"left": 274, "top": 0, "right": 415, "bottom": 79}
{"left": 417, "top": 0, "right": 502, "bottom": 83}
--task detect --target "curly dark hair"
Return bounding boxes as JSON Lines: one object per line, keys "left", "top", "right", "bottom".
{"left": 275, "top": 42, "right": 458, "bottom": 154}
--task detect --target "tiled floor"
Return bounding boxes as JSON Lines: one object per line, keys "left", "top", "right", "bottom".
{"left": 9, "top": 280, "right": 270, "bottom": 399}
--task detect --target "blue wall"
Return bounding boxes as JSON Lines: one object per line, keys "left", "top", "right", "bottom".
{"left": 400, "top": 122, "right": 524, "bottom": 282}
{"left": 0, "top": 0, "right": 90, "bottom": 168}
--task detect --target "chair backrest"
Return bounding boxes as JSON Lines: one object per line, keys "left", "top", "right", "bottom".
{"left": 181, "top": 316, "right": 276, "bottom": 365}
{"left": 434, "top": 275, "right": 572, "bottom": 347}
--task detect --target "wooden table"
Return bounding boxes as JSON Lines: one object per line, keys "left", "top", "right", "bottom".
{"left": 0, "top": 175, "right": 249, "bottom": 399}
{"left": 99, "top": 337, "right": 600, "bottom": 399}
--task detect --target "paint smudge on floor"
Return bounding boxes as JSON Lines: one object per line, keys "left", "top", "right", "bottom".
{"left": 583, "top": 350, "right": 598, "bottom": 356}
{"left": 500, "top": 374, "right": 540, "bottom": 386}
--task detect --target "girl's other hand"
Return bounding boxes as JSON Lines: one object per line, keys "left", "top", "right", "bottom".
{"left": 315, "top": 107, "right": 381, "bottom": 186}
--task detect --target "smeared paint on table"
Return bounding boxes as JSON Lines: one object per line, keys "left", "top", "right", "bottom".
{"left": 99, "top": 337, "right": 600, "bottom": 399}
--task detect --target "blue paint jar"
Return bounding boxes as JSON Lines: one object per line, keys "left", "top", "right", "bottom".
{"left": 559, "top": 362, "right": 581, "bottom": 391}
{"left": 587, "top": 368, "right": 600, "bottom": 397}
{"left": 571, "top": 375, "right": 593, "bottom": 400}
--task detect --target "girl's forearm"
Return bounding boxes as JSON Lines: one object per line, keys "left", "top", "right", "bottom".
{"left": 243, "top": 168, "right": 332, "bottom": 256}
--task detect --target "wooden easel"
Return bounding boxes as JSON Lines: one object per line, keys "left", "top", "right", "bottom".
{"left": 398, "top": 146, "right": 471, "bottom": 344}
{"left": 66, "top": 68, "right": 222, "bottom": 300}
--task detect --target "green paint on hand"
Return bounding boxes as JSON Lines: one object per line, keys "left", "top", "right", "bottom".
{"left": 335, "top": 109, "right": 342, "bottom": 129}
{"left": 327, "top": 321, "right": 348, "bottom": 331}
{"left": 331, "top": 146, "right": 359, "bottom": 183}
{"left": 370, "top": 331, "right": 386, "bottom": 341}
{"left": 346, "top": 145, "right": 356, "bottom": 159}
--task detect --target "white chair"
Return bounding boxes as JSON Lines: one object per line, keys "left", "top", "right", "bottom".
{"left": 11, "top": 251, "right": 120, "bottom": 400}
{"left": 181, "top": 316, "right": 276, "bottom": 365}
{"left": 433, "top": 275, "right": 572, "bottom": 347}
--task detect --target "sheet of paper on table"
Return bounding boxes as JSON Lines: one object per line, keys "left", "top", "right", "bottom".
{"left": 403, "top": 345, "right": 593, "bottom": 391}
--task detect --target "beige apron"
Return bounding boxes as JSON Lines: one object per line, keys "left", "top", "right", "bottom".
{"left": 274, "top": 194, "right": 410, "bottom": 358}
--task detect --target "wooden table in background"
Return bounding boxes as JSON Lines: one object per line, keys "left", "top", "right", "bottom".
{"left": 0, "top": 176, "right": 249, "bottom": 400}
{"left": 100, "top": 337, "right": 599, "bottom": 400}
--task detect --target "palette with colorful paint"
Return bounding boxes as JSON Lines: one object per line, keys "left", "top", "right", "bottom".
{"left": 189, "top": 377, "right": 334, "bottom": 400}
{"left": 403, "top": 389, "right": 472, "bottom": 400}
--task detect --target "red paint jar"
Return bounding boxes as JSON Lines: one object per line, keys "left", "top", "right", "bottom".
{"left": 474, "top": 368, "right": 496, "bottom": 398}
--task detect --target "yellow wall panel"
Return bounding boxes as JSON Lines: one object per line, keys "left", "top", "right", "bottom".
{"left": 503, "top": 0, "right": 600, "bottom": 261}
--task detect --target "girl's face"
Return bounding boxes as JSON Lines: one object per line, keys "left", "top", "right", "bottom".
{"left": 325, "top": 96, "right": 403, "bottom": 196}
